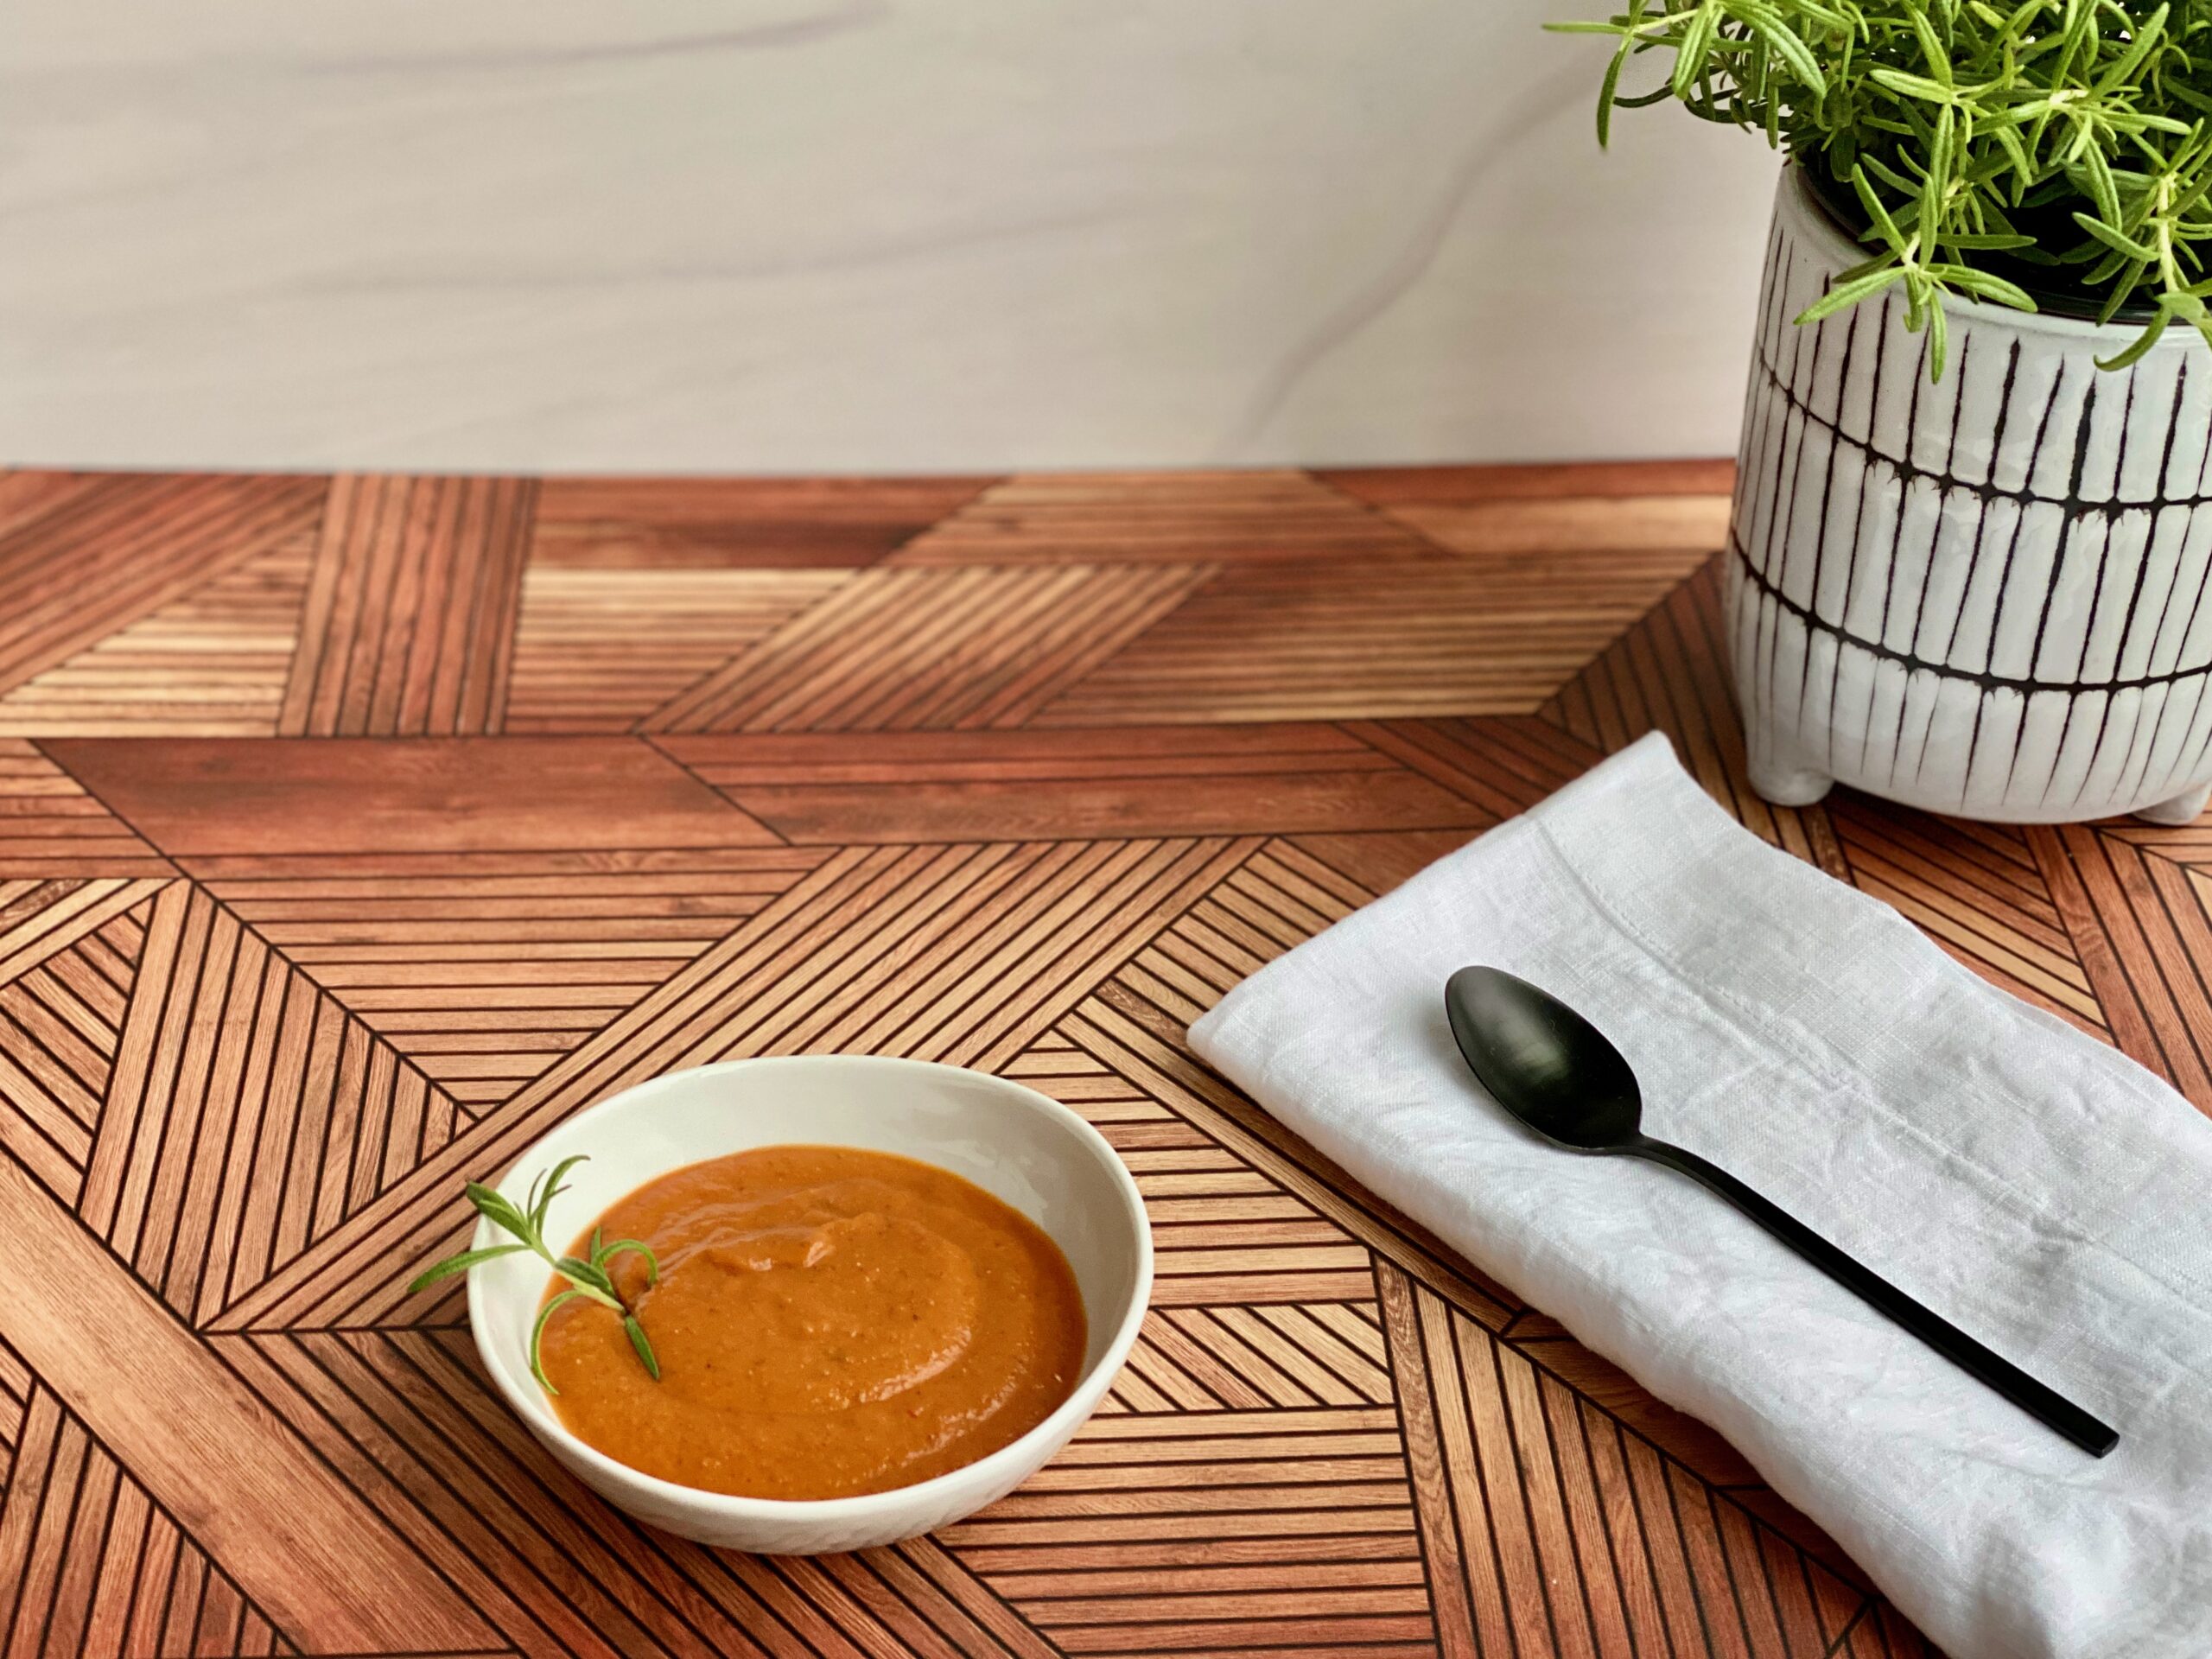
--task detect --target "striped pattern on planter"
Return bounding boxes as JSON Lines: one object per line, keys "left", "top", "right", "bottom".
{"left": 1728, "top": 168, "right": 2212, "bottom": 823}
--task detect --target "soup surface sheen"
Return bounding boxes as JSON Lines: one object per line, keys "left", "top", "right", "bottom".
{"left": 540, "top": 1145, "right": 1088, "bottom": 1500}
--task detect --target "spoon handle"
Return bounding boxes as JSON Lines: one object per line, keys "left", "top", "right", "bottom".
{"left": 1630, "top": 1136, "right": 2118, "bottom": 1457}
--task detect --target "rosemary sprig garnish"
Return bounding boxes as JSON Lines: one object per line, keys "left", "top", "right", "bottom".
{"left": 409, "top": 1154, "right": 662, "bottom": 1394}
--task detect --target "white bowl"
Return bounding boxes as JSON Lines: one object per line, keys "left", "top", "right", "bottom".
{"left": 466, "top": 1055, "right": 1152, "bottom": 1554}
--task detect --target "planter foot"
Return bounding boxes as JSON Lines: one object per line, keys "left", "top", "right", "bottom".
{"left": 2138, "top": 783, "right": 2212, "bottom": 826}
{"left": 1747, "top": 756, "right": 1834, "bottom": 808}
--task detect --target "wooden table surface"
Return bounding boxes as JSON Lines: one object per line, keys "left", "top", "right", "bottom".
{"left": 5, "top": 459, "right": 2200, "bottom": 1659}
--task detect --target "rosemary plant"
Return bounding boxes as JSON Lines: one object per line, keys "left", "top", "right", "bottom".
{"left": 1554, "top": 0, "right": 2212, "bottom": 374}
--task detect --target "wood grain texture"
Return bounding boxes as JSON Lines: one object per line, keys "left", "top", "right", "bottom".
{"left": 1318, "top": 459, "right": 1738, "bottom": 505}
{"left": 0, "top": 1380, "right": 298, "bottom": 1659}
{"left": 77, "top": 879, "right": 468, "bottom": 1325}
{"left": 0, "top": 1154, "right": 495, "bottom": 1654}
{"left": 1036, "top": 548, "right": 1719, "bottom": 726}
{"left": 280, "top": 476, "right": 533, "bottom": 737}
{"left": 0, "top": 888, "right": 156, "bottom": 1209}
{"left": 22, "top": 458, "right": 2190, "bottom": 1657}
{"left": 197, "top": 848, "right": 830, "bottom": 1109}
{"left": 889, "top": 471, "right": 1433, "bottom": 566}
{"left": 505, "top": 566, "right": 846, "bottom": 733}
{"left": 644, "top": 564, "right": 1216, "bottom": 734}
{"left": 0, "top": 742, "right": 172, "bottom": 879}
{"left": 532, "top": 475, "right": 995, "bottom": 569}
{"left": 0, "top": 539, "right": 313, "bottom": 738}
{"left": 0, "top": 475, "right": 325, "bottom": 703}
{"left": 43, "top": 737, "right": 778, "bottom": 858}
{"left": 1380, "top": 493, "right": 1732, "bottom": 557}
{"left": 656, "top": 725, "right": 1489, "bottom": 844}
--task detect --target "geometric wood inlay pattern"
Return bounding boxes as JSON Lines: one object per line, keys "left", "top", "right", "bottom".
{"left": 0, "top": 538, "right": 314, "bottom": 740}
{"left": 643, "top": 564, "right": 1217, "bottom": 734}
{"left": 0, "top": 474, "right": 326, "bottom": 708}
{"left": 1036, "top": 544, "right": 1719, "bottom": 727}
{"left": 16, "top": 454, "right": 2204, "bottom": 1656}
{"left": 0, "top": 1370, "right": 300, "bottom": 1659}
{"left": 0, "top": 743, "right": 173, "bottom": 880}
{"left": 505, "top": 567, "right": 847, "bottom": 734}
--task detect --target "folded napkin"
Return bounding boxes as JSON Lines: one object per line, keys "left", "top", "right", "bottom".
{"left": 1190, "top": 733, "right": 2212, "bottom": 1659}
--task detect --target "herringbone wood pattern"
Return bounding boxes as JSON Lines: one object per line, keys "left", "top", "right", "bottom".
{"left": 7, "top": 458, "right": 2191, "bottom": 1656}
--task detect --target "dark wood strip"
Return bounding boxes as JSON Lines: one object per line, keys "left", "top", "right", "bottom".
{"left": 279, "top": 477, "right": 535, "bottom": 738}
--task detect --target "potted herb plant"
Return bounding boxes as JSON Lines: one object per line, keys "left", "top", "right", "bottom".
{"left": 1564, "top": 0, "right": 2212, "bottom": 823}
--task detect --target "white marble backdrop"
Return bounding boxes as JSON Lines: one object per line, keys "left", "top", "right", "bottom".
{"left": 0, "top": 1, "right": 1779, "bottom": 473}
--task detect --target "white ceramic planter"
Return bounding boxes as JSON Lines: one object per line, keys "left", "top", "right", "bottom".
{"left": 1729, "top": 168, "right": 2212, "bottom": 823}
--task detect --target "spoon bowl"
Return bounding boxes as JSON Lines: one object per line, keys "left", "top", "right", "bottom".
{"left": 1444, "top": 966, "right": 1641, "bottom": 1151}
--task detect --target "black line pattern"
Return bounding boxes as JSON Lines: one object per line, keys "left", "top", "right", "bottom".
{"left": 1730, "top": 172, "right": 2212, "bottom": 823}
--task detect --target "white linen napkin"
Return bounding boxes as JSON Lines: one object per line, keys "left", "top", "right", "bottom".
{"left": 1189, "top": 732, "right": 2212, "bottom": 1659}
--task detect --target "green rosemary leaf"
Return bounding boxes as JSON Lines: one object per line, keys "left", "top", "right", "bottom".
{"left": 420, "top": 1157, "right": 664, "bottom": 1389}
{"left": 555, "top": 1255, "right": 620, "bottom": 1300}
{"left": 2094, "top": 307, "right": 2171, "bottom": 370}
{"left": 2073, "top": 211, "right": 2161, "bottom": 263}
{"left": 1735, "top": 3, "right": 1827, "bottom": 95}
{"left": 625, "top": 1316, "right": 662, "bottom": 1381}
{"left": 1598, "top": 29, "right": 1637, "bottom": 147}
{"left": 531, "top": 1154, "right": 589, "bottom": 1234}
{"left": 2081, "top": 143, "right": 2124, "bottom": 225}
{"left": 1858, "top": 152, "right": 1922, "bottom": 196}
{"left": 1870, "top": 67, "right": 1959, "bottom": 103}
{"left": 1672, "top": 2, "right": 1721, "bottom": 100}
{"left": 1852, "top": 163, "right": 1910, "bottom": 254}
{"left": 2097, "top": 257, "right": 2150, "bottom": 323}
{"left": 2094, "top": 3, "right": 2168, "bottom": 97}
{"left": 1926, "top": 263, "right": 2038, "bottom": 308}
{"left": 1796, "top": 263, "right": 1909, "bottom": 323}
{"left": 406, "top": 1243, "right": 527, "bottom": 1294}
{"left": 594, "top": 1237, "right": 662, "bottom": 1286}
{"left": 1558, "top": 0, "right": 2212, "bottom": 375}
{"left": 1906, "top": 7, "right": 1955, "bottom": 89}
{"left": 531, "top": 1288, "right": 591, "bottom": 1395}
{"left": 464, "top": 1182, "right": 529, "bottom": 1239}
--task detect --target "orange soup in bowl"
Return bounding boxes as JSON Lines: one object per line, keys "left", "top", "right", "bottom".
{"left": 537, "top": 1144, "right": 1087, "bottom": 1500}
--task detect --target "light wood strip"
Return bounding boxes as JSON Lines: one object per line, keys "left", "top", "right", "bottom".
{"left": 0, "top": 542, "right": 311, "bottom": 739}
{"left": 645, "top": 564, "right": 1215, "bottom": 734}
{"left": 506, "top": 566, "right": 847, "bottom": 732}
{"left": 1383, "top": 493, "right": 1732, "bottom": 556}
{"left": 0, "top": 476, "right": 325, "bottom": 702}
{"left": 0, "top": 880, "right": 165, "bottom": 988}
{"left": 531, "top": 474, "right": 991, "bottom": 568}
{"left": 0, "top": 744, "right": 170, "bottom": 879}
{"left": 1039, "top": 550, "right": 1713, "bottom": 725}
{"left": 890, "top": 472, "right": 1429, "bottom": 566}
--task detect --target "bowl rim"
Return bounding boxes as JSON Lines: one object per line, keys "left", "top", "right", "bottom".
{"left": 465, "top": 1052, "right": 1155, "bottom": 1522}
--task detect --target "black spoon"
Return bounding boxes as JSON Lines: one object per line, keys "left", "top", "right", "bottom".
{"left": 1443, "top": 965, "right": 2117, "bottom": 1458}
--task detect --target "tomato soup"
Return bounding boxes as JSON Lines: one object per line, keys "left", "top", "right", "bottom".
{"left": 538, "top": 1145, "right": 1088, "bottom": 1500}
